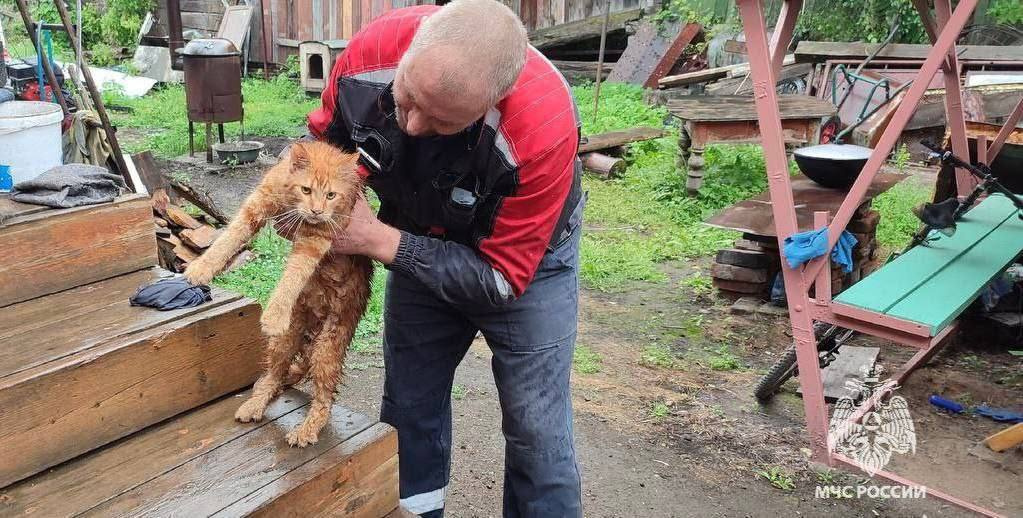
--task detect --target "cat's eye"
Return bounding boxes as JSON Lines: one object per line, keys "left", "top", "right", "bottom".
{"left": 326, "top": 192, "right": 337, "bottom": 200}
{"left": 301, "top": 186, "right": 312, "bottom": 194}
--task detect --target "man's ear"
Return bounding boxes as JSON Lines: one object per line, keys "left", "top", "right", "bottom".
{"left": 290, "top": 142, "right": 310, "bottom": 172}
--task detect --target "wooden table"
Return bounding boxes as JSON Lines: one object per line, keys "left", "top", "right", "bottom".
{"left": 667, "top": 95, "right": 837, "bottom": 193}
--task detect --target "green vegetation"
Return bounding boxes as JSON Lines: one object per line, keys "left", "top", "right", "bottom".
{"left": 990, "top": 0, "right": 1023, "bottom": 25}
{"left": 756, "top": 466, "right": 796, "bottom": 491}
{"left": 649, "top": 402, "right": 671, "bottom": 420}
{"left": 681, "top": 273, "right": 714, "bottom": 297}
{"left": 872, "top": 180, "right": 933, "bottom": 250}
{"left": 573, "top": 345, "right": 603, "bottom": 374}
{"left": 109, "top": 76, "right": 318, "bottom": 157}
{"left": 707, "top": 345, "right": 743, "bottom": 371}
{"left": 640, "top": 344, "right": 681, "bottom": 369}
{"left": 451, "top": 384, "right": 468, "bottom": 400}
{"left": 574, "top": 83, "right": 769, "bottom": 291}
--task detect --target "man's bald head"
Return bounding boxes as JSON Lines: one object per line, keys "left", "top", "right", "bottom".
{"left": 393, "top": 0, "right": 528, "bottom": 136}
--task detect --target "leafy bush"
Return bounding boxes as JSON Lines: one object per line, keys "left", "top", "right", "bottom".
{"left": 990, "top": 0, "right": 1023, "bottom": 25}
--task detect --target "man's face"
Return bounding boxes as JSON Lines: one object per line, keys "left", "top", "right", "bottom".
{"left": 392, "top": 49, "right": 490, "bottom": 137}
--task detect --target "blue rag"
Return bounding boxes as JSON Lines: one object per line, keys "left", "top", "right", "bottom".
{"left": 783, "top": 228, "right": 858, "bottom": 273}
{"left": 974, "top": 405, "right": 1023, "bottom": 423}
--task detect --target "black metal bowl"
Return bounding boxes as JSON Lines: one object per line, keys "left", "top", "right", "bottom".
{"left": 793, "top": 143, "right": 873, "bottom": 190}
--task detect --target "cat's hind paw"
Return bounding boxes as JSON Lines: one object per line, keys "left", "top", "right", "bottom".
{"left": 285, "top": 423, "right": 321, "bottom": 448}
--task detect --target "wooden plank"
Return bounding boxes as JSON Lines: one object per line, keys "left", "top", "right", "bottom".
{"left": 705, "top": 62, "right": 813, "bottom": 95}
{"left": 171, "top": 178, "right": 231, "bottom": 225}
{"left": 181, "top": 12, "right": 225, "bottom": 32}
{"left": 528, "top": 7, "right": 642, "bottom": 49}
{"left": 658, "top": 55, "right": 795, "bottom": 88}
{"left": 886, "top": 197, "right": 1023, "bottom": 334}
{"left": 985, "top": 423, "right": 1023, "bottom": 452}
{"left": 836, "top": 194, "right": 1019, "bottom": 332}
{"left": 579, "top": 126, "right": 666, "bottom": 153}
{"left": 794, "top": 41, "right": 1023, "bottom": 63}
{"left": 219, "top": 423, "right": 399, "bottom": 517}
{"left": 179, "top": 0, "right": 225, "bottom": 12}
{"left": 551, "top": 59, "right": 612, "bottom": 83}
{"left": 0, "top": 268, "right": 238, "bottom": 378}
{"left": 165, "top": 204, "right": 204, "bottom": 229}
{"left": 667, "top": 94, "right": 836, "bottom": 121}
{"left": 0, "top": 297, "right": 264, "bottom": 487}
{"left": 0, "top": 194, "right": 156, "bottom": 308}
{"left": 0, "top": 194, "right": 48, "bottom": 224}
{"left": 0, "top": 391, "right": 308, "bottom": 517}
{"left": 797, "top": 346, "right": 879, "bottom": 401}
{"left": 83, "top": 401, "right": 379, "bottom": 516}
{"left": 180, "top": 225, "right": 221, "bottom": 250}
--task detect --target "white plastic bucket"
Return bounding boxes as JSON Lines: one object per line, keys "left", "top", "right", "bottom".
{"left": 0, "top": 101, "right": 63, "bottom": 185}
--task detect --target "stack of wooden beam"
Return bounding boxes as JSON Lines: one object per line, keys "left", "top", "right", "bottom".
{"left": 712, "top": 200, "right": 883, "bottom": 300}
{"left": 151, "top": 190, "right": 250, "bottom": 274}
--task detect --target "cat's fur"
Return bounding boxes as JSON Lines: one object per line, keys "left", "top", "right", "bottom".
{"left": 184, "top": 141, "right": 372, "bottom": 447}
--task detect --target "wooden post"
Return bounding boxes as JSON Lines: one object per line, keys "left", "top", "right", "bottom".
{"left": 580, "top": 152, "right": 626, "bottom": 178}
{"left": 49, "top": 0, "right": 135, "bottom": 192}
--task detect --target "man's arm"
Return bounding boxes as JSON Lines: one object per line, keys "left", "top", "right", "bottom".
{"left": 339, "top": 135, "right": 578, "bottom": 308}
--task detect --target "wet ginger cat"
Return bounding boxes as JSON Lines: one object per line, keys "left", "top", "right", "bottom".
{"left": 184, "top": 141, "right": 372, "bottom": 447}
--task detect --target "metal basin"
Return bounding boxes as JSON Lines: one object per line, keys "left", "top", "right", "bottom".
{"left": 213, "top": 141, "right": 264, "bottom": 164}
{"left": 793, "top": 143, "right": 873, "bottom": 190}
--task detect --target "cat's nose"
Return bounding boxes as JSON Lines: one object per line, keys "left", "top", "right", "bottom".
{"left": 311, "top": 208, "right": 324, "bottom": 215}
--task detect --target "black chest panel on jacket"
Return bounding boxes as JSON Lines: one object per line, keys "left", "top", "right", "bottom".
{"left": 324, "top": 76, "right": 579, "bottom": 249}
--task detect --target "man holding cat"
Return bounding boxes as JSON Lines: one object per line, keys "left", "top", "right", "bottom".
{"left": 305, "top": 1, "right": 584, "bottom": 516}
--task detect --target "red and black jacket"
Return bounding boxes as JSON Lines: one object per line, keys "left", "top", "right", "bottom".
{"left": 308, "top": 5, "right": 583, "bottom": 307}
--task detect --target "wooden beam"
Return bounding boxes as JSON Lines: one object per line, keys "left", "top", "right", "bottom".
{"left": 985, "top": 423, "right": 1023, "bottom": 452}
{"left": 581, "top": 152, "right": 626, "bottom": 178}
{"left": 578, "top": 126, "right": 666, "bottom": 153}
{"left": 794, "top": 41, "right": 1023, "bottom": 63}
{"left": 529, "top": 7, "right": 643, "bottom": 49}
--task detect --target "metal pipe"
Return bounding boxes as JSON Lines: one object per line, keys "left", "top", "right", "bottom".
{"left": 12, "top": 0, "right": 70, "bottom": 116}
{"left": 49, "top": 0, "right": 134, "bottom": 191}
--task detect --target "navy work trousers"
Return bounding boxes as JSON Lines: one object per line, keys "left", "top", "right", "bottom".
{"left": 379, "top": 208, "right": 583, "bottom": 518}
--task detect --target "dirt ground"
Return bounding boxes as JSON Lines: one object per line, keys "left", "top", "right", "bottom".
{"left": 172, "top": 154, "right": 1022, "bottom": 518}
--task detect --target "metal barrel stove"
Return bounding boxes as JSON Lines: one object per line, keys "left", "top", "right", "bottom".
{"left": 179, "top": 38, "right": 243, "bottom": 162}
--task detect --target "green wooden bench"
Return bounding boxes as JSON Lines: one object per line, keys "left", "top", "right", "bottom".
{"left": 835, "top": 193, "right": 1023, "bottom": 336}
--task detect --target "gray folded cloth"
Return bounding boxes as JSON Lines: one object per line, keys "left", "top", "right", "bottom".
{"left": 11, "top": 163, "right": 126, "bottom": 208}
{"left": 130, "top": 277, "right": 213, "bottom": 311}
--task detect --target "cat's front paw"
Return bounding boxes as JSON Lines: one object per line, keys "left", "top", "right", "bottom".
{"left": 183, "top": 259, "right": 216, "bottom": 286}
{"left": 235, "top": 397, "right": 268, "bottom": 423}
{"left": 285, "top": 422, "right": 321, "bottom": 447}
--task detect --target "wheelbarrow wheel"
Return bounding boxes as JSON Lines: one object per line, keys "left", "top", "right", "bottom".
{"left": 754, "top": 345, "right": 799, "bottom": 401}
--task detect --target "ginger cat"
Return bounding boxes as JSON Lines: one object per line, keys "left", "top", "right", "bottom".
{"left": 184, "top": 141, "right": 372, "bottom": 447}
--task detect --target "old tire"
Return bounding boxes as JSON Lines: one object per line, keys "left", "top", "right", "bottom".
{"left": 754, "top": 345, "right": 799, "bottom": 402}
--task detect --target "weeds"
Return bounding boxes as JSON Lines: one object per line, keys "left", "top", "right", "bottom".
{"left": 451, "top": 384, "right": 468, "bottom": 401}
{"left": 681, "top": 274, "right": 714, "bottom": 297}
{"left": 640, "top": 344, "right": 680, "bottom": 369}
{"left": 650, "top": 402, "right": 670, "bottom": 420}
{"left": 873, "top": 180, "right": 933, "bottom": 250}
{"left": 573, "top": 346, "right": 603, "bottom": 374}
{"left": 756, "top": 466, "right": 795, "bottom": 491}
{"left": 815, "top": 469, "right": 836, "bottom": 484}
{"left": 708, "top": 345, "right": 743, "bottom": 371}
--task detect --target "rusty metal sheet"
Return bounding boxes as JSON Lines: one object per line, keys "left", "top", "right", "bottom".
{"left": 608, "top": 20, "right": 702, "bottom": 87}
{"left": 704, "top": 173, "right": 905, "bottom": 237}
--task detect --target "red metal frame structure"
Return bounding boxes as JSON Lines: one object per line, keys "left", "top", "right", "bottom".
{"left": 736, "top": 1, "right": 1021, "bottom": 516}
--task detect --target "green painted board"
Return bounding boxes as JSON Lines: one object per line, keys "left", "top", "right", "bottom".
{"left": 887, "top": 203, "right": 1023, "bottom": 334}
{"left": 837, "top": 195, "right": 1018, "bottom": 314}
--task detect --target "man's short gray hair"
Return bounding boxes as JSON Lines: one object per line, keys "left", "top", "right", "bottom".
{"left": 401, "top": 0, "right": 528, "bottom": 107}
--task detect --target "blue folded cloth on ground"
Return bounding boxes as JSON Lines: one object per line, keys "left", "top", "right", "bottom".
{"left": 974, "top": 405, "right": 1023, "bottom": 423}
{"left": 783, "top": 228, "right": 858, "bottom": 273}
{"left": 130, "top": 277, "right": 212, "bottom": 311}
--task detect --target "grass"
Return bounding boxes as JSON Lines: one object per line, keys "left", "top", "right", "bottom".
{"left": 680, "top": 273, "right": 714, "bottom": 297}
{"left": 707, "top": 345, "right": 743, "bottom": 371}
{"left": 211, "top": 228, "right": 388, "bottom": 351}
{"left": 573, "top": 345, "right": 603, "bottom": 374}
{"left": 640, "top": 344, "right": 680, "bottom": 369}
{"left": 107, "top": 74, "right": 319, "bottom": 157}
{"left": 571, "top": 84, "right": 775, "bottom": 291}
{"left": 649, "top": 402, "right": 670, "bottom": 420}
{"left": 873, "top": 180, "right": 933, "bottom": 251}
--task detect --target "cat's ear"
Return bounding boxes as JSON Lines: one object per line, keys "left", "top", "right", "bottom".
{"left": 290, "top": 142, "right": 310, "bottom": 172}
